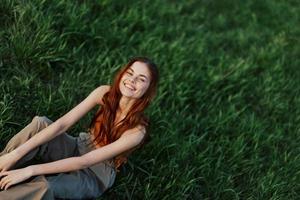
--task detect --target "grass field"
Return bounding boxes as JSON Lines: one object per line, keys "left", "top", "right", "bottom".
{"left": 0, "top": 0, "right": 299, "bottom": 199}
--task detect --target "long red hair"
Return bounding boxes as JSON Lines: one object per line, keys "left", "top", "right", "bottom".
{"left": 86, "top": 56, "right": 159, "bottom": 171}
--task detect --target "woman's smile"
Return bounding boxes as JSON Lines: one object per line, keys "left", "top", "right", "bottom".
{"left": 124, "top": 82, "right": 136, "bottom": 91}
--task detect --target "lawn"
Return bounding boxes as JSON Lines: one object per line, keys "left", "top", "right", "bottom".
{"left": 0, "top": 0, "right": 299, "bottom": 199}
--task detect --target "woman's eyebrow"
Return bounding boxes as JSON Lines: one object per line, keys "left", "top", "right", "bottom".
{"left": 128, "top": 68, "right": 149, "bottom": 80}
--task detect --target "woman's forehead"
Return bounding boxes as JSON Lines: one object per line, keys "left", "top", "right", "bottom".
{"left": 129, "top": 62, "right": 150, "bottom": 77}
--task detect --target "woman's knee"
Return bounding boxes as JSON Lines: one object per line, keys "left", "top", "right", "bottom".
{"left": 32, "top": 116, "right": 53, "bottom": 124}
{"left": 32, "top": 116, "right": 53, "bottom": 131}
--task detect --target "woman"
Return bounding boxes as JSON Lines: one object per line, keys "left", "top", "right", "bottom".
{"left": 0, "top": 56, "right": 159, "bottom": 199}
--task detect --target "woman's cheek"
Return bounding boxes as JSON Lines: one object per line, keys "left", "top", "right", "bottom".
{"left": 140, "top": 85, "right": 147, "bottom": 95}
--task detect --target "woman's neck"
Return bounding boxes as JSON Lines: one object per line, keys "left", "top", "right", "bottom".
{"left": 118, "top": 96, "right": 136, "bottom": 116}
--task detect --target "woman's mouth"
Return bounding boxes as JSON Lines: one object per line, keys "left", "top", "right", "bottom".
{"left": 124, "top": 82, "right": 136, "bottom": 91}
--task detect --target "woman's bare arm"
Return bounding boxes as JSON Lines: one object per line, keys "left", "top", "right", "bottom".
{"left": 12, "top": 85, "right": 110, "bottom": 160}
{"left": 28, "top": 126, "right": 145, "bottom": 176}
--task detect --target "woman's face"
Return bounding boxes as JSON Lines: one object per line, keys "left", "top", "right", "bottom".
{"left": 119, "top": 61, "right": 151, "bottom": 99}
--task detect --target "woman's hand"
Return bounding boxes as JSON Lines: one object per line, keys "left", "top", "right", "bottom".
{"left": 0, "top": 167, "right": 33, "bottom": 190}
{"left": 0, "top": 151, "right": 20, "bottom": 172}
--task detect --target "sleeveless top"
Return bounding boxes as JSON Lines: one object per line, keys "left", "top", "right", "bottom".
{"left": 88, "top": 126, "right": 145, "bottom": 173}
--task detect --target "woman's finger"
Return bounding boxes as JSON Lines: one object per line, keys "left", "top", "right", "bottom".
{"left": 0, "top": 176, "right": 5, "bottom": 188}
{"left": 0, "top": 167, "right": 7, "bottom": 173}
{"left": 0, "top": 171, "right": 8, "bottom": 178}
{"left": 4, "top": 181, "right": 11, "bottom": 190}
{"left": 3, "top": 178, "right": 11, "bottom": 190}
{"left": 0, "top": 178, "right": 4, "bottom": 189}
{"left": 0, "top": 176, "right": 9, "bottom": 190}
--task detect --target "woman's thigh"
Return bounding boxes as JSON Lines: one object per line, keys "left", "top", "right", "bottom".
{"left": 46, "top": 168, "right": 103, "bottom": 199}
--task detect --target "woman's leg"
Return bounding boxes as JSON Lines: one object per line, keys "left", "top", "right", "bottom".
{"left": 0, "top": 115, "right": 80, "bottom": 200}
{"left": 0, "top": 175, "right": 54, "bottom": 200}
{"left": 45, "top": 168, "right": 104, "bottom": 199}
{"left": 0, "top": 115, "right": 79, "bottom": 169}
{"left": 0, "top": 168, "right": 104, "bottom": 200}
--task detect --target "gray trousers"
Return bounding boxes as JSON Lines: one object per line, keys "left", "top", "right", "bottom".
{"left": 0, "top": 116, "right": 116, "bottom": 200}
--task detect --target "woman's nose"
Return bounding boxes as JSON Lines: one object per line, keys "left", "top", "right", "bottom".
{"left": 128, "top": 77, "right": 136, "bottom": 83}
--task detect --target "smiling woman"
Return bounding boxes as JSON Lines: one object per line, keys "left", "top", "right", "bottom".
{"left": 120, "top": 62, "right": 151, "bottom": 99}
{"left": 0, "top": 56, "right": 159, "bottom": 200}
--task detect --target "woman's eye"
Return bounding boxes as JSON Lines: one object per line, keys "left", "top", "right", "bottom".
{"left": 126, "top": 72, "right": 133, "bottom": 75}
{"left": 140, "top": 79, "right": 145, "bottom": 82}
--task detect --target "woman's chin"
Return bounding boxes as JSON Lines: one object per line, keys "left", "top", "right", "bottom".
{"left": 120, "top": 91, "right": 135, "bottom": 98}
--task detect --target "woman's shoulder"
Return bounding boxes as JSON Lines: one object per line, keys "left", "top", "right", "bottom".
{"left": 136, "top": 124, "right": 146, "bottom": 133}
{"left": 98, "top": 84, "right": 111, "bottom": 92}
{"left": 122, "top": 124, "right": 146, "bottom": 138}
{"left": 94, "top": 85, "right": 111, "bottom": 105}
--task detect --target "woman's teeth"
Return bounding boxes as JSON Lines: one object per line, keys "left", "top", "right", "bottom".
{"left": 125, "top": 83, "right": 135, "bottom": 91}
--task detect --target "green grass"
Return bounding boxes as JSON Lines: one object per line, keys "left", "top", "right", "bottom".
{"left": 0, "top": 0, "right": 299, "bottom": 199}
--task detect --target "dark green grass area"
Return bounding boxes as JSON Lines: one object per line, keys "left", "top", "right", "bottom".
{"left": 1, "top": 0, "right": 299, "bottom": 199}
